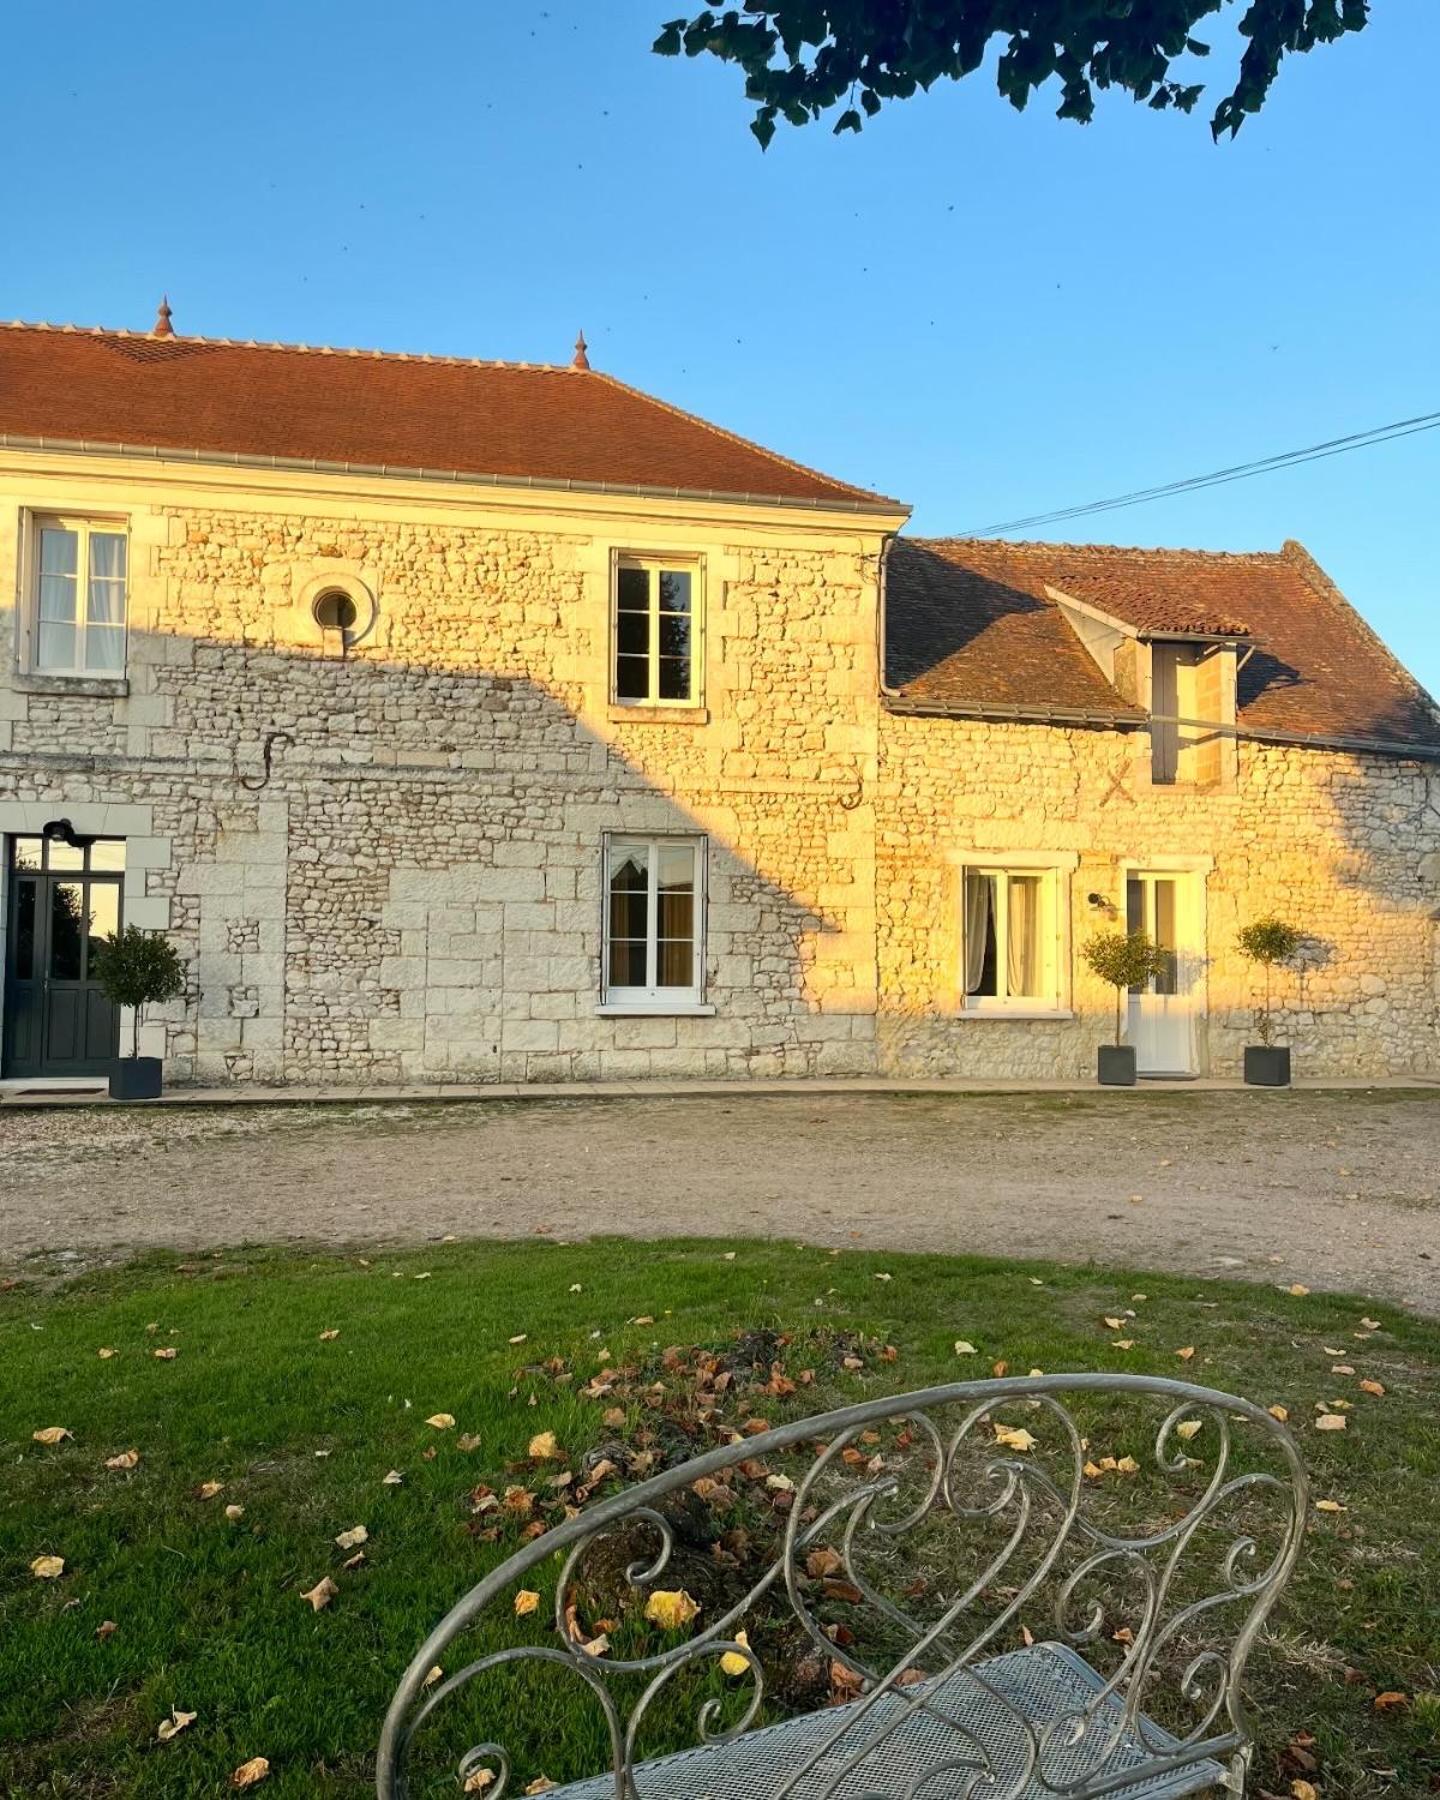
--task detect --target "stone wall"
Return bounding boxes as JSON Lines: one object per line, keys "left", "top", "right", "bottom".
{"left": 874, "top": 710, "right": 1440, "bottom": 1078}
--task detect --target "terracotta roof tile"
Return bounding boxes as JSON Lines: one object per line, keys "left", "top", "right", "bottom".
{"left": 0, "top": 322, "right": 901, "bottom": 511}
{"left": 887, "top": 536, "right": 1440, "bottom": 752}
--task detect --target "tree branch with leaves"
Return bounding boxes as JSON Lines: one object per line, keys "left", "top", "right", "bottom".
{"left": 655, "top": 1, "right": 1370, "bottom": 145}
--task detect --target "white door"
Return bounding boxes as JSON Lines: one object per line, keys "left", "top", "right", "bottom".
{"left": 1126, "top": 872, "right": 1198, "bottom": 1075}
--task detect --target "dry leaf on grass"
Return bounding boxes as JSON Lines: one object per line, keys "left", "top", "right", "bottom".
{"left": 457, "top": 1433, "right": 482, "bottom": 1452}
{"left": 98, "top": 1347, "right": 117, "bottom": 1359}
{"left": 508, "top": 1334, "right": 528, "bottom": 1345}
{"left": 1286, "top": 1284, "right": 1311, "bottom": 1297}
{"left": 644, "top": 1589, "right": 700, "bottom": 1631}
{"left": 153, "top": 1347, "right": 179, "bottom": 1360}
{"left": 993, "top": 1426, "right": 1038, "bottom": 1453}
{"left": 319, "top": 1330, "right": 340, "bottom": 1342}
{"left": 1268, "top": 1405, "right": 1290, "bottom": 1422}
{"left": 30, "top": 1555, "right": 64, "bottom": 1580}
{"left": 1175, "top": 1347, "right": 1196, "bottom": 1362}
{"left": 96, "top": 1620, "right": 119, "bottom": 1640}
{"left": 1359, "top": 1316, "right": 1381, "bottom": 1331}
{"left": 231, "top": 1757, "right": 270, "bottom": 1788}
{"left": 1373, "top": 1691, "right": 1409, "bottom": 1711}
{"left": 1175, "top": 1420, "right": 1203, "bottom": 1442}
{"left": 334, "top": 1525, "right": 369, "bottom": 1550}
{"left": 527, "top": 1431, "right": 559, "bottom": 1459}
{"left": 423, "top": 1665, "right": 444, "bottom": 1688}
{"left": 464, "top": 1771, "right": 496, "bottom": 1793}
{"left": 953, "top": 1341, "right": 977, "bottom": 1356}
{"left": 157, "top": 1710, "right": 196, "bottom": 1742}
{"left": 225, "top": 1504, "right": 245, "bottom": 1522}
{"left": 425, "top": 1414, "right": 456, "bottom": 1430}
{"left": 524, "top": 1780, "right": 557, "bottom": 1796}
{"left": 1111, "top": 1339, "right": 1136, "bottom": 1350}
{"left": 382, "top": 1470, "right": 404, "bottom": 1486}
{"left": 1314, "top": 1499, "right": 1346, "bottom": 1513}
{"left": 1315, "top": 1414, "right": 1347, "bottom": 1432}
{"left": 1289, "top": 1781, "right": 1319, "bottom": 1800}
{"left": 1358, "top": 1379, "right": 1386, "bottom": 1397}
{"left": 195, "top": 1481, "right": 225, "bottom": 1500}
{"left": 515, "top": 1590, "right": 541, "bottom": 1617}
{"left": 32, "top": 1427, "right": 72, "bottom": 1446}
{"left": 301, "top": 1577, "right": 339, "bottom": 1612}
{"left": 719, "top": 1629, "right": 751, "bottom": 1677}
{"left": 105, "top": 1449, "right": 141, "bottom": 1470}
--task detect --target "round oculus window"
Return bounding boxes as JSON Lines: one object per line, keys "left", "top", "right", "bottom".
{"left": 312, "top": 589, "right": 360, "bottom": 633}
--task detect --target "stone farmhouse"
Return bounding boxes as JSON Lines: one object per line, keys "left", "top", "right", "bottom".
{"left": 1, "top": 314, "right": 1437, "bottom": 1089}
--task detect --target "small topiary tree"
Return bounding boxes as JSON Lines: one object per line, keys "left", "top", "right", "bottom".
{"left": 1236, "top": 917, "right": 1302, "bottom": 1046}
{"left": 1081, "top": 930, "right": 1171, "bottom": 1048}
{"left": 90, "top": 927, "right": 185, "bottom": 1059}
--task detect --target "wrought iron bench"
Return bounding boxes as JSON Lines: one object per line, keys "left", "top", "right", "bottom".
{"left": 377, "top": 1373, "right": 1307, "bottom": 1799}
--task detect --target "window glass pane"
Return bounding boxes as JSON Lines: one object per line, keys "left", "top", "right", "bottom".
{"left": 50, "top": 883, "right": 84, "bottom": 979}
{"left": 1126, "top": 879, "right": 1143, "bottom": 934}
{"left": 658, "top": 570, "right": 691, "bottom": 614}
{"left": 37, "top": 622, "right": 77, "bottom": 670}
{"left": 615, "top": 655, "right": 649, "bottom": 700}
{"left": 1153, "top": 880, "right": 1178, "bottom": 995}
{"left": 84, "top": 626, "right": 126, "bottom": 673}
{"left": 616, "top": 611, "right": 650, "bottom": 656}
{"left": 657, "top": 657, "right": 691, "bottom": 701}
{"left": 1006, "top": 875, "right": 1042, "bottom": 997}
{"left": 89, "top": 839, "right": 126, "bottom": 872}
{"left": 658, "top": 612, "right": 690, "bottom": 660}
{"left": 88, "top": 532, "right": 127, "bottom": 585}
{"left": 48, "top": 839, "right": 84, "bottom": 871}
{"left": 86, "top": 883, "right": 120, "bottom": 958}
{"left": 656, "top": 935, "right": 693, "bottom": 987}
{"left": 12, "top": 837, "right": 43, "bottom": 871}
{"left": 13, "top": 881, "right": 36, "bottom": 979}
{"left": 608, "top": 938, "right": 648, "bottom": 986}
{"left": 608, "top": 849, "right": 649, "bottom": 948}
{"left": 616, "top": 567, "right": 650, "bottom": 611}
{"left": 963, "top": 869, "right": 997, "bottom": 997}
{"left": 39, "top": 527, "right": 78, "bottom": 578}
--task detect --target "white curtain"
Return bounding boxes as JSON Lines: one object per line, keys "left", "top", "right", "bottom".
{"left": 1007, "top": 876, "right": 1040, "bottom": 998}
{"left": 963, "top": 870, "right": 993, "bottom": 994}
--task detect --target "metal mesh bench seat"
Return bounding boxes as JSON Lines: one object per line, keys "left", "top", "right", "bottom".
{"left": 544, "top": 1644, "right": 1225, "bottom": 1800}
{"left": 378, "top": 1374, "right": 1306, "bottom": 1800}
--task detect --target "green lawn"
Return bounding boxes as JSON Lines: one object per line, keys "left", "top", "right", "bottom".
{"left": 2, "top": 1239, "right": 1437, "bottom": 1799}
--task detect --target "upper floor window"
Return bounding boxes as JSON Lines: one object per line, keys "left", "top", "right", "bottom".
{"left": 602, "top": 835, "right": 705, "bottom": 1008}
{"left": 612, "top": 557, "right": 700, "bottom": 707}
{"left": 962, "top": 864, "right": 1061, "bottom": 1012}
{"left": 30, "top": 518, "right": 128, "bottom": 676}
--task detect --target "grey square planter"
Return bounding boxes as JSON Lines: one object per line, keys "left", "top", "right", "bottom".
{"left": 1097, "top": 1045, "right": 1137, "bottom": 1087}
{"left": 1243, "top": 1046, "right": 1291, "bottom": 1088}
{"left": 110, "top": 1057, "right": 163, "bottom": 1102}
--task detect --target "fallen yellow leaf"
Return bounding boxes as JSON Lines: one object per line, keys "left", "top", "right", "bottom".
{"left": 1314, "top": 1499, "right": 1346, "bottom": 1513}
{"left": 644, "top": 1589, "right": 701, "bottom": 1631}
{"left": 30, "top": 1555, "right": 64, "bottom": 1580}
{"left": 953, "top": 1340, "right": 978, "bottom": 1356}
{"left": 425, "top": 1414, "right": 456, "bottom": 1431}
{"left": 1373, "top": 1690, "right": 1409, "bottom": 1712}
{"left": 423, "top": 1664, "right": 444, "bottom": 1688}
{"left": 457, "top": 1433, "right": 482, "bottom": 1451}
{"left": 527, "top": 1431, "right": 559, "bottom": 1459}
{"left": 319, "top": 1329, "right": 340, "bottom": 1342}
{"left": 196, "top": 1481, "right": 225, "bottom": 1500}
{"left": 1103, "top": 1317, "right": 1125, "bottom": 1330}
{"left": 225, "top": 1504, "right": 245, "bottom": 1522}
{"left": 32, "top": 1427, "right": 72, "bottom": 1446}
{"left": 1290, "top": 1781, "right": 1318, "bottom": 1800}
{"left": 98, "top": 1347, "right": 117, "bottom": 1359}
{"left": 1175, "top": 1420, "right": 1203, "bottom": 1441}
{"left": 1359, "top": 1379, "right": 1386, "bottom": 1397}
{"left": 105, "top": 1449, "right": 141, "bottom": 1470}
{"left": 1175, "top": 1347, "right": 1195, "bottom": 1362}
{"left": 1115, "top": 1455, "right": 1140, "bottom": 1474}
{"left": 157, "top": 1709, "right": 196, "bottom": 1742}
{"left": 334, "top": 1525, "right": 369, "bottom": 1550}
{"left": 524, "top": 1780, "right": 556, "bottom": 1796}
{"left": 153, "top": 1347, "right": 179, "bottom": 1360}
{"left": 231, "top": 1756, "right": 271, "bottom": 1788}
{"left": 1315, "top": 1413, "right": 1347, "bottom": 1432}
{"left": 464, "top": 1772, "right": 497, "bottom": 1794}
{"left": 301, "top": 1577, "right": 338, "bottom": 1612}
{"left": 993, "top": 1425, "right": 1038, "bottom": 1453}
{"left": 1268, "top": 1404, "right": 1290, "bottom": 1422}
{"left": 96, "top": 1619, "right": 118, "bottom": 1640}
{"left": 1286, "top": 1284, "right": 1311, "bottom": 1298}
{"left": 515, "top": 1590, "right": 541, "bottom": 1617}
{"left": 720, "top": 1629, "right": 752, "bottom": 1677}
{"left": 1111, "top": 1339, "right": 1135, "bottom": 1350}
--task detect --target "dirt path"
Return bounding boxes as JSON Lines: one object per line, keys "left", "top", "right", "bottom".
{"left": 3, "top": 1090, "right": 1437, "bottom": 1309}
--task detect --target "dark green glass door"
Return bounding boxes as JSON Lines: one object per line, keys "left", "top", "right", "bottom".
{"left": 2, "top": 836, "right": 123, "bottom": 1077}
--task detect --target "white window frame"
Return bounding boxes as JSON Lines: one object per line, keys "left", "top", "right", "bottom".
{"left": 598, "top": 834, "right": 712, "bottom": 1015}
{"left": 23, "top": 513, "right": 130, "bottom": 678}
{"left": 954, "top": 852, "right": 1077, "bottom": 1019}
{"left": 610, "top": 553, "right": 703, "bottom": 709}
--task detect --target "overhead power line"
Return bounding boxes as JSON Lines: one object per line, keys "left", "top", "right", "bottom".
{"left": 962, "top": 408, "right": 1440, "bottom": 538}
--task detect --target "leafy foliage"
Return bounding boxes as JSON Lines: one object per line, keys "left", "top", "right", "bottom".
{"left": 653, "top": 1, "right": 1370, "bottom": 144}
{"left": 1082, "top": 929, "right": 1170, "bottom": 1045}
{"left": 90, "top": 926, "right": 185, "bottom": 1058}
{"left": 1236, "top": 916, "right": 1303, "bottom": 1046}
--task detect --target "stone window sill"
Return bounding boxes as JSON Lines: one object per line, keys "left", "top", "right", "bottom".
{"left": 13, "top": 672, "right": 130, "bottom": 698}
{"left": 595, "top": 1002, "right": 717, "bottom": 1018}
{"left": 959, "top": 1008, "right": 1075, "bottom": 1022}
{"left": 607, "top": 703, "right": 709, "bottom": 726}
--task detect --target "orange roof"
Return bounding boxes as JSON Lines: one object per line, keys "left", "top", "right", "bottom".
{"left": 0, "top": 322, "right": 901, "bottom": 511}
{"left": 887, "top": 537, "right": 1440, "bottom": 752}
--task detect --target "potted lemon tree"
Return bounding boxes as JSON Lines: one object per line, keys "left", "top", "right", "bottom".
{"left": 91, "top": 925, "right": 185, "bottom": 1101}
{"left": 1081, "top": 929, "right": 1169, "bottom": 1086}
{"left": 1236, "top": 917, "right": 1302, "bottom": 1087}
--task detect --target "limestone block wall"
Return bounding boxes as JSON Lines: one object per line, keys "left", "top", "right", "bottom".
{"left": 0, "top": 466, "right": 887, "bottom": 1084}
{"left": 874, "top": 711, "right": 1440, "bottom": 1078}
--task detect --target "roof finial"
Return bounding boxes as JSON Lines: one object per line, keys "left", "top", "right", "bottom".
{"left": 571, "top": 329, "right": 590, "bottom": 371}
{"left": 153, "top": 295, "right": 174, "bottom": 338}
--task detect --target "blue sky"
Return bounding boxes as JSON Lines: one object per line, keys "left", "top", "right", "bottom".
{"left": 8, "top": 0, "right": 1438, "bottom": 691}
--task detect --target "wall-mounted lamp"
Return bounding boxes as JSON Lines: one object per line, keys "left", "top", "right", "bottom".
{"left": 1087, "top": 892, "right": 1118, "bottom": 917}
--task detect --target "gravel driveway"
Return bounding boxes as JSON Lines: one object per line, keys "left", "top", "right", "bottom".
{"left": 3, "top": 1090, "right": 1438, "bottom": 1310}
